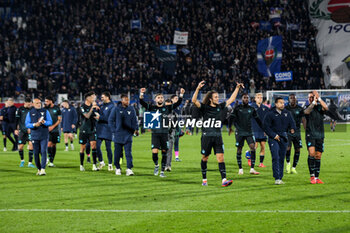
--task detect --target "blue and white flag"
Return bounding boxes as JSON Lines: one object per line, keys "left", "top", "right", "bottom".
{"left": 131, "top": 20, "right": 142, "bottom": 30}
{"left": 257, "top": 36, "right": 283, "bottom": 77}
{"left": 160, "top": 45, "right": 177, "bottom": 55}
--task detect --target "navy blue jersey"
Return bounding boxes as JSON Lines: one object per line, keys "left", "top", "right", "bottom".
{"left": 96, "top": 101, "right": 115, "bottom": 140}
{"left": 251, "top": 103, "right": 269, "bottom": 138}
{"left": 263, "top": 108, "right": 296, "bottom": 140}
{"left": 61, "top": 106, "right": 78, "bottom": 132}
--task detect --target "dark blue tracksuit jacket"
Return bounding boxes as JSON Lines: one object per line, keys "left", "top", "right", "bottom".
{"left": 263, "top": 108, "right": 296, "bottom": 180}
{"left": 97, "top": 102, "right": 115, "bottom": 141}
{"left": 108, "top": 102, "right": 138, "bottom": 169}
{"left": 61, "top": 106, "right": 78, "bottom": 133}
{"left": 25, "top": 108, "right": 53, "bottom": 170}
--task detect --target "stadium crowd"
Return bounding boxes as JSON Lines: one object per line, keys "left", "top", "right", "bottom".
{"left": 0, "top": 0, "right": 325, "bottom": 100}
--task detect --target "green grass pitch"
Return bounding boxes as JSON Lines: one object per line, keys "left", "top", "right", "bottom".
{"left": 0, "top": 125, "right": 349, "bottom": 233}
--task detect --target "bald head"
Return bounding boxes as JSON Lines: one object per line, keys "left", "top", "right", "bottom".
{"left": 33, "top": 98, "right": 42, "bottom": 109}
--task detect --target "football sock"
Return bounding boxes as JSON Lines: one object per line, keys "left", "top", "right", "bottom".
{"left": 286, "top": 150, "right": 291, "bottom": 163}
{"left": 29, "top": 150, "right": 33, "bottom": 162}
{"left": 308, "top": 155, "right": 315, "bottom": 176}
{"left": 236, "top": 153, "right": 242, "bottom": 169}
{"left": 65, "top": 143, "right": 68, "bottom": 148}
{"left": 8, "top": 135, "right": 15, "bottom": 146}
{"left": 260, "top": 154, "right": 265, "bottom": 163}
{"left": 293, "top": 152, "right": 300, "bottom": 168}
{"left": 315, "top": 159, "right": 321, "bottom": 178}
{"left": 3, "top": 138, "right": 6, "bottom": 147}
{"left": 152, "top": 153, "right": 158, "bottom": 165}
{"left": 218, "top": 162, "right": 226, "bottom": 179}
{"left": 161, "top": 152, "right": 167, "bottom": 171}
{"left": 48, "top": 147, "right": 53, "bottom": 162}
{"left": 250, "top": 150, "right": 256, "bottom": 168}
{"left": 201, "top": 160, "right": 207, "bottom": 179}
{"left": 19, "top": 150, "right": 24, "bottom": 160}
{"left": 92, "top": 149, "right": 97, "bottom": 164}
{"left": 175, "top": 151, "right": 179, "bottom": 158}
{"left": 80, "top": 152, "right": 84, "bottom": 166}
{"left": 52, "top": 146, "right": 56, "bottom": 161}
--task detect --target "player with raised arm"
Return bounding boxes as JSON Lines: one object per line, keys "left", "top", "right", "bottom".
{"left": 192, "top": 81, "right": 243, "bottom": 186}
{"left": 139, "top": 88, "right": 184, "bottom": 178}
{"left": 304, "top": 91, "right": 328, "bottom": 184}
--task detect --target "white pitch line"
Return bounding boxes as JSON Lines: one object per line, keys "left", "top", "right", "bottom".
{"left": 0, "top": 209, "right": 349, "bottom": 213}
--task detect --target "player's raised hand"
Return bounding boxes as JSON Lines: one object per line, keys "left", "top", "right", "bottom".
{"left": 197, "top": 81, "right": 205, "bottom": 90}
{"left": 140, "top": 88, "right": 146, "bottom": 93}
{"left": 313, "top": 90, "right": 319, "bottom": 99}
{"left": 236, "top": 82, "right": 245, "bottom": 89}
{"left": 180, "top": 88, "right": 185, "bottom": 94}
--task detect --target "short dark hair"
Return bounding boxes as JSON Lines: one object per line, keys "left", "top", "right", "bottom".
{"left": 102, "top": 91, "right": 111, "bottom": 99}
{"left": 165, "top": 99, "right": 172, "bottom": 104}
{"left": 289, "top": 93, "right": 296, "bottom": 97}
{"left": 84, "top": 91, "right": 95, "bottom": 99}
{"left": 120, "top": 94, "right": 128, "bottom": 99}
{"left": 275, "top": 97, "right": 284, "bottom": 103}
{"left": 170, "top": 94, "right": 177, "bottom": 100}
{"left": 45, "top": 95, "right": 54, "bottom": 102}
{"left": 25, "top": 97, "right": 32, "bottom": 103}
{"left": 154, "top": 93, "right": 163, "bottom": 98}
{"left": 242, "top": 93, "right": 249, "bottom": 97}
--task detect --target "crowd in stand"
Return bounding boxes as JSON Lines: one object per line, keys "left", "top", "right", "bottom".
{"left": 0, "top": 0, "right": 325, "bottom": 100}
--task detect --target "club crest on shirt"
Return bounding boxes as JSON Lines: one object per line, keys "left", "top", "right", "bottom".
{"left": 127, "top": 111, "right": 131, "bottom": 115}
{"left": 284, "top": 113, "right": 287, "bottom": 117}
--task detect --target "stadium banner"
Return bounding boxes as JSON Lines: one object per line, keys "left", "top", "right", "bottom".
{"left": 259, "top": 20, "right": 272, "bottom": 31}
{"left": 308, "top": 0, "right": 350, "bottom": 87}
{"left": 292, "top": 40, "right": 307, "bottom": 49}
{"left": 160, "top": 45, "right": 177, "bottom": 55}
{"left": 130, "top": 20, "right": 141, "bottom": 29}
{"left": 257, "top": 36, "right": 283, "bottom": 77}
{"left": 173, "top": 31, "right": 188, "bottom": 45}
{"left": 274, "top": 71, "right": 293, "bottom": 82}
{"left": 154, "top": 47, "right": 176, "bottom": 76}
{"left": 269, "top": 7, "right": 283, "bottom": 23}
{"left": 286, "top": 22, "right": 299, "bottom": 30}
{"left": 28, "top": 79, "right": 37, "bottom": 89}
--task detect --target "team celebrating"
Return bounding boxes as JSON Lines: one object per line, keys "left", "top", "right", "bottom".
{"left": 0, "top": 82, "right": 328, "bottom": 186}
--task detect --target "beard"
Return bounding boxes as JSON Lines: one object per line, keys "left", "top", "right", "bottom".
{"left": 157, "top": 102, "right": 163, "bottom": 106}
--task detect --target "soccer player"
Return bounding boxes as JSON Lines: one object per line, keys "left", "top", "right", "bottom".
{"left": 25, "top": 98, "right": 53, "bottom": 175}
{"left": 96, "top": 91, "right": 115, "bottom": 171}
{"left": 15, "top": 97, "right": 35, "bottom": 168}
{"left": 61, "top": 100, "right": 78, "bottom": 151}
{"left": 0, "top": 102, "right": 8, "bottom": 151}
{"left": 192, "top": 81, "right": 243, "bottom": 186}
{"left": 139, "top": 88, "right": 184, "bottom": 178}
{"left": 171, "top": 94, "right": 182, "bottom": 162}
{"left": 251, "top": 93, "right": 269, "bottom": 168}
{"left": 5, "top": 98, "right": 18, "bottom": 151}
{"left": 328, "top": 99, "right": 338, "bottom": 132}
{"left": 285, "top": 94, "right": 306, "bottom": 174}
{"left": 109, "top": 94, "right": 138, "bottom": 176}
{"left": 304, "top": 91, "right": 328, "bottom": 184}
{"left": 79, "top": 91, "right": 100, "bottom": 171}
{"left": 165, "top": 99, "right": 176, "bottom": 171}
{"left": 263, "top": 97, "right": 296, "bottom": 185}
{"left": 232, "top": 93, "right": 263, "bottom": 175}
{"left": 45, "top": 96, "right": 62, "bottom": 167}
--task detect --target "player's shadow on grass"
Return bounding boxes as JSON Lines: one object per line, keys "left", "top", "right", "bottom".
{"left": 311, "top": 225, "right": 350, "bottom": 233}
